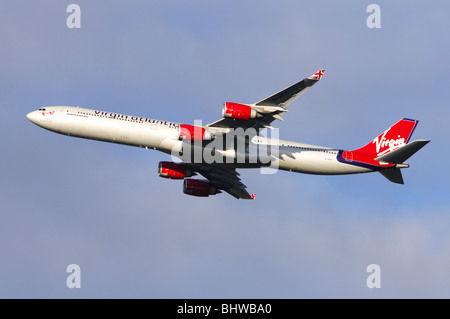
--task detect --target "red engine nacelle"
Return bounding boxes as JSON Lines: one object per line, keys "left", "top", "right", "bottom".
{"left": 179, "top": 124, "right": 214, "bottom": 141}
{"left": 183, "top": 179, "right": 218, "bottom": 197}
{"left": 222, "top": 102, "right": 257, "bottom": 120}
{"left": 158, "top": 161, "right": 193, "bottom": 179}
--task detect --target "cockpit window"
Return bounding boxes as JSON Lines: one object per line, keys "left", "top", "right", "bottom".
{"left": 38, "top": 108, "right": 46, "bottom": 111}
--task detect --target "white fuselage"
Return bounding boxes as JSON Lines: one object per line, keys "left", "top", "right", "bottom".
{"left": 26, "top": 106, "right": 370, "bottom": 176}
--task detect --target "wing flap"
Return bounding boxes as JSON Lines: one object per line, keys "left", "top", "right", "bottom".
{"left": 186, "top": 164, "right": 253, "bottom": 199}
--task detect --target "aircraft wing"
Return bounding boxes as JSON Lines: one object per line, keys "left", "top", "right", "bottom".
{"left": 186, "top": 164, "right": 254, "bottom": 199}
{"left": 186, "top": 70, "right": 324, "bottom": 199}
{"left": 207, "top": 69, "right": 324, "bottom": 131}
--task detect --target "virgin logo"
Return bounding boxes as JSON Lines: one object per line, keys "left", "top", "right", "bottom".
{"left": 373, "top": 130, "right": 405, "bottom": 155}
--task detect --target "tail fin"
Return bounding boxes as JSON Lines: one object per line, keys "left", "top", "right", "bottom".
{"left": 352, "top": 118, "right": 418, "bottom": 157}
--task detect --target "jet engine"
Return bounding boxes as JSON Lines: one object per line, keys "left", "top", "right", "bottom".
{"left": 222, "top": 102, "right": 258, "bottom": 120}
{"left": 183, "top": 179, "right": 219, "bottom": 197}
{"left": 158, "top": 161, "right": 193, "bottom": 179}
{"left": 179, "top": 124, "right": 214, "bottom": 141}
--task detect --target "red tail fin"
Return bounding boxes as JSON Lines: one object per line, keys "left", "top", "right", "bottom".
{"left": 352, "top": 118, "right": 418, "bottom": 157}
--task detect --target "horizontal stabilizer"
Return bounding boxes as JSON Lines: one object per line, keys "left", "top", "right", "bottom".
{"left": 379, "top": 168, "right": 404, "bottom": 184}
{"left": 375, "top": 140, "right": 430, "bottom": 164}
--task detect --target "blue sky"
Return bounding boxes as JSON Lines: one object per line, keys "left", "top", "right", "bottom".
{"left": 1, "top": 1, "right": 449, "bottom": 298}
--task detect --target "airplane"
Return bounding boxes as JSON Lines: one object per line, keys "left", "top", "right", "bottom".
{"left": 26, "top": 70, "right": 429, "bottom": 199}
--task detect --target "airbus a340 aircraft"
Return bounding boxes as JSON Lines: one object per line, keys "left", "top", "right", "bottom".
{"left": 27, "top": 70, "right": 429, "bottom": 199}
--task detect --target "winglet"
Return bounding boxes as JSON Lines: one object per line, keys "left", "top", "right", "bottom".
{"left": 250, "top": 194, "right": 256, "bottom": 200}
{"left": 308, "top": 69, "right": 325, "bottom": 80}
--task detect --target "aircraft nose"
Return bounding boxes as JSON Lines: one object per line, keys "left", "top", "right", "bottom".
{"left": 26, "top": 111, "right": 39, "bottom": 124}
